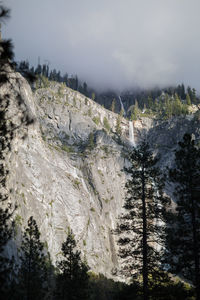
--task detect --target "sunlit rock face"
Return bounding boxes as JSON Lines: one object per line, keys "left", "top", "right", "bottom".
{"left": 4, "top": 72, "right": 131, "bottom": 278}
{"left": 3, "top": 70, "right": 200, "bottom": 278}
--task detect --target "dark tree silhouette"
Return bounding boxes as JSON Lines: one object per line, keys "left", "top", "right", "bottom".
{"left": 0, "top": 3, "right": 18, "bottom": 296}
{"left": 56, "top": 228, "right": 89, "bottom": 300}
{"left": 0, "top": 3, "right": 35, "bottom": 292}
{"left": 166, "top": 133, "right": 200, "bottom": 300}
{"left": 17, "top": 216, "right": 48, "bottom": 300}
{"left": 115, "top": 142, "right": 170, "bottom": 300}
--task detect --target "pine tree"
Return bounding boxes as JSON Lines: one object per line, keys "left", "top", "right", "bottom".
{"left": 192, "top": 88, "right": 197, "bottom": 104}
{"left": 131, "top": 100, "right": 139, "bottom": 120}
{"left": 0, "top": 5, "right": 35, "bottom": 296}
{"left": 187, "top": 86, "right": 193, "bottom": 103}
{"left": 56, "top": 228, "right": 89, "bottom": 300}
{"left": 115, "top": 142, "right": 169, "bottom": 300}
{"left": 75, "top": 75, "right": 78, "bottom": 90}
{"left": 147, "top": 96, "right": 153, "bottom": 109}
{"left": 164, "top": 94, "right": 172, "bottom": 119}
{"left": 173, "top": 93, "right": 182, "bottom": 115}
{"left": 115, "top": 114, "right": 122, "bottom": 136}
{"left": 0, "top": 76, "right": 15, "bottom": 297}
{"left": 0, "top": 203, "right": 14, "bottom": 297}
{"left": 119, "top": 108, "right": 124, "bottom": 117}
{"left": 17, "top": 216, "right": 48, "bottom": 300}
{"left": 83, "top": 82, "right": 88, "bottom": 97}
{"left": 166, "top": 133, "right": 200, "bottom": 300}
{"left": 0, "top": 4, "right": 20, "bottom": 296}
{"left": 186, "top": 93, "right": 191, "bottom": 106}
{"left": 181, "top": 83, "right": 186, "bottom": 99}
{"left": 35, "top": 64, "right": 42, "bottom": 75}
{"left": 111, "top": 99, "right": 116, "bottom": 112}
{"left": 91, "top": 92, "right": 95, "bottom": 101}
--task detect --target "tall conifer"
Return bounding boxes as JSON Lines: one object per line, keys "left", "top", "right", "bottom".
{"left": 115, "top": 142, "right": 169, "bottom": 300}
{"left": 56, "top": 228, "right": 89, "bottom": 300}
{"left": 0, "top": 4, "right": 18, "bottom": 296}
{"left": 17, "top": 216, "right": 48, "bottom": 300}
{"left": 166, "top": 133, "right": 200, "bottom": 300}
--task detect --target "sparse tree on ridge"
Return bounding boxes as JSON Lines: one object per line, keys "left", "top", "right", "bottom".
{"left": 131, "top": 100, "right": 139, "bottom": 120}
{"left": 186, "top": 93, "right": 191, "bottom": 106}
{"left": 91, "top": 92, "right": 96, "bottom": 101}
{"left": 111, "top": 99, "right": 116, "bottom": 112}
{"left": 83, "top": 82, "right": 88, "bottom": 97}
{"left": 115, "top": 114, "right": 122, "bottom": 136}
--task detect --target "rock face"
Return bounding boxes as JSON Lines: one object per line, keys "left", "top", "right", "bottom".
{"left": 4, "top": 72, "right": 131, "bottom": 277}
{"left": 2, "top": 71, "right": 200, "bottom": 278}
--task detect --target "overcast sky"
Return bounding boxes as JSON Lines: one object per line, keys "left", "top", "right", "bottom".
{"left": 3, "top": 0, "right": 200, "bottom": 92}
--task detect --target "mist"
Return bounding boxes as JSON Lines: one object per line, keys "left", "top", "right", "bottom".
{"left": 3, "top": 0, "right": 200, "bottom": 92}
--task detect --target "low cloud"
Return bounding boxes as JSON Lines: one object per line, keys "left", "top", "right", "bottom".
{"left": 4, "top": 0, "right": 200, "bottom": 92}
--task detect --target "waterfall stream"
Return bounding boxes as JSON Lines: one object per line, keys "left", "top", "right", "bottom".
{"left": 118, "top": 95, "right": 125, "bottom": 116}
{"left": 118, "top": 96, "right": 135, "bottom": 146}
{"left": 129, "top": 121, "right": 135, "bottom": 147}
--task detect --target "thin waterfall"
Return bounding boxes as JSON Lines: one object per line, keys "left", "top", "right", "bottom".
{"left": 118, "top": 95, "right": 125, "bottom": 116}
{"left": 129, "top": 121, "right": 135, "bottom": 147}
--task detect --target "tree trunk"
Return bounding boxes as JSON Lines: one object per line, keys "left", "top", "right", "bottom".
{"left": 191, "top": 195, "right": 200, "bottom": 300}
{"left": 142, "top": 167, "right": 149, "bottom": 300}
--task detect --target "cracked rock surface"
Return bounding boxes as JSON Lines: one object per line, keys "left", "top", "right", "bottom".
{"left": 3, "top": 71, "right": 200, "bottom": 278}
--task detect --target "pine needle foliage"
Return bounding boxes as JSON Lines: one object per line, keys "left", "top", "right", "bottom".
{"left": 166, "top": 133, "right": 200, "bottom": 300}
{"left": 0, "top": 3, "right": 18, "bottom": 296}
{"left": 56, "top": 228, "right": 89, "bottom": 300}
{"left": 115, "top": 142, "right": 170, "bottom": 300}
{"left": 17, "top": 216, "right": 48, "bottom": 300}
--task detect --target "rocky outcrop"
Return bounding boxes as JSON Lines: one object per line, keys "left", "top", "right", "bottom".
{"left": 3, "top": 73, "right": 132, "bottom": 277}
{"left": 2, "top": 71, "right": 200, "bottom": 278}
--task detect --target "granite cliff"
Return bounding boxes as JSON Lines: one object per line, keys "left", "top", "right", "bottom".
{"left": 2, "top": 70, "right": 200, "bottom": 278}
